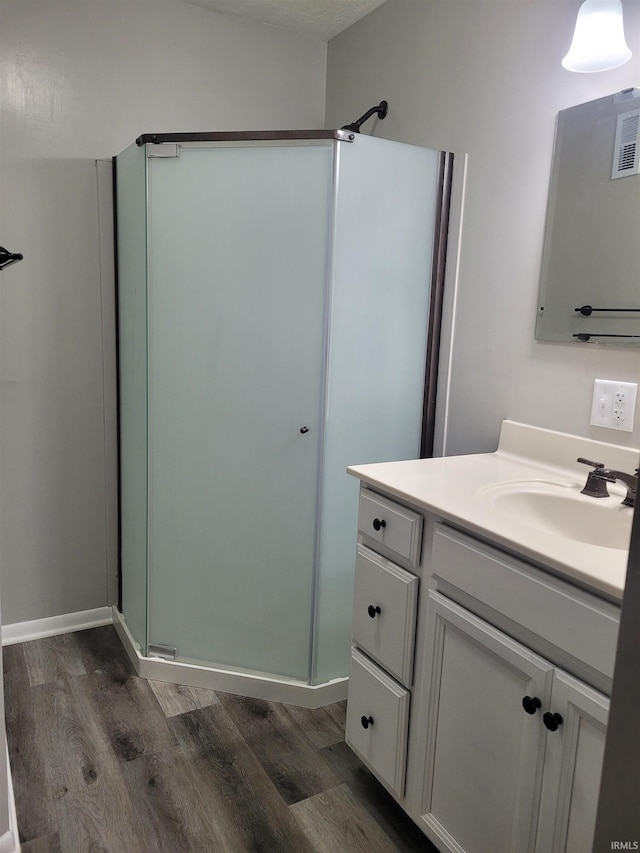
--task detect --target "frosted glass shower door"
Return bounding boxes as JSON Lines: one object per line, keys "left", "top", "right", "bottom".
{"left": 146, "top": 143, "right": 332, "bottom": 680}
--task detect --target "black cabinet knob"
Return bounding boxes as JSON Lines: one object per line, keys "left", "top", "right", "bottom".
{"left": 522, "top": 696, "right": 542, "bottom": 715}
{"left": 299, "top": 426, "right": 309, "bottom": 434}
{"left": 360, "top": 715, "right": 374, "bottom": 729}
{"left": 367, "top": 605, "right": 381, "bottom": 618}
{"left": 372, "top": 518, "right": 386, "bottom": 532}
{"left": 543, "top": 711, "right": 564, "bottom": 732}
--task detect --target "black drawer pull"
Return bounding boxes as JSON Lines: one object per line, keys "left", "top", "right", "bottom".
{"left": 522, "top": 696, "right": 541, "bottom": 715}
{"left": 372, "top": 518, "right": 386, "bottom": 532}
{"left": 543, "top": 712, "right": 564, "bottom": 732}
{"left": 361, "top": 715, "right": 374, "bottom": 729}
{"left": 367, "top": 605, "right": 381, "bottom": 618}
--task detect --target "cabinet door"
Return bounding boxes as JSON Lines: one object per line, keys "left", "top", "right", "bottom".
{"left": 420, "top": 592, "right": 554, "bottom": 853}
{"left": 535, "top": 671, "right": 609, "bottom": 853}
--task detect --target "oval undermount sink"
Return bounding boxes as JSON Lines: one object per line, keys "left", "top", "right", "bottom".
{"left": 480, "top": 481, "right": 633, "bottom": 550}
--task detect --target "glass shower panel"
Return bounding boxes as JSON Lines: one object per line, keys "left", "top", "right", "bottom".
{"left": 146, "top": 143, "right": 332, "bottom": 680}
{"left": 313, "top": 135, "right": 441, "bottom": 684}
{"left": 116, "top": 142, "right": 149, "bottom": 652}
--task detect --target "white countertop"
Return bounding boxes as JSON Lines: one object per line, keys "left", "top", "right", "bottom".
{"left": 348, "top": 421, "right": 640, "bottom": 602}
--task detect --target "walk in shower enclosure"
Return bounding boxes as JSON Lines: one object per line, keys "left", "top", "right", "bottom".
{"left": 115, "top": 129, "right": 444, "bottom": 698}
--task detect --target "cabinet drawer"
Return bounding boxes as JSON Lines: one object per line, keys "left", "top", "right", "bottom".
{"left": 346, "top": 647, "right": 410, "bottom": 797}
{"left": 352, "top": 544, "right": 418, "bottom": 686}
{"left": 431, "top": 524, "right": 620, "bottom": 682}
{"left": 358, "top": 489, "right": 423, "bottom": 567}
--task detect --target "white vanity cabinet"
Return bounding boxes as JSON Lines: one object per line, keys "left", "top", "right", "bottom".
{"left": 420, "top": 524, "right": 615, "bottom": 853}
{"left": 345, "top": 482, "right": 620, "bottom": 853}
{"left": 421, "top": 591, "right": 609, "bottom": 853}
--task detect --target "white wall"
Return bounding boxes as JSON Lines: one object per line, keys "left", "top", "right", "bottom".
{"left": 326, "top": 0, "right": 640, "bottom": 456}
{"left": 0, "top": 0, "right": 327, "bottom": 625}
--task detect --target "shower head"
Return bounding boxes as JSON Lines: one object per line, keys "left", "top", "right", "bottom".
{"left": 0, "top": 246, "right": 23, "bottom": 271}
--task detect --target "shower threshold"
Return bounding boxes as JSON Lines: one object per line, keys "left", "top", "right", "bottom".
{"left": 112, "top": 608, "right": 348, "bottom": 709}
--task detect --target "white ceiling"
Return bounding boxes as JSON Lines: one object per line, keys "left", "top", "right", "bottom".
{"left": 183, "top": 0, "right": 389, "bottom": 40}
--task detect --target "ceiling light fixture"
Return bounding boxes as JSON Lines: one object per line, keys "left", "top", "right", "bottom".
{"left": 562, "top": 0, "right": 632, "bottom": 73}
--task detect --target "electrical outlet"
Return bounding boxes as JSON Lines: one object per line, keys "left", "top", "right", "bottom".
{"left": 590, "top": 379, "right": 638, "bottom": 432}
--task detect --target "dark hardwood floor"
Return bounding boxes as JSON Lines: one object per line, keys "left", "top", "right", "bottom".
{"left": 3, "top": 626, "right": 436, "bottom": 852}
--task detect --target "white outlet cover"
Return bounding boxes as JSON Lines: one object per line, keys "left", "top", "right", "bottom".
{"left": 590, "top": 379, "right": 638, "bottom": 432}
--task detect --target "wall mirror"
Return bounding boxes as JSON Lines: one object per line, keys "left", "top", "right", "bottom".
{"left": 536, "top": 89, "right": 640, "bottom": 344}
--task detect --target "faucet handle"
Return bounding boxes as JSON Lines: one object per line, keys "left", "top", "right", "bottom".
{"left": 577, "top": 457, "right": 604, "bottom": 469}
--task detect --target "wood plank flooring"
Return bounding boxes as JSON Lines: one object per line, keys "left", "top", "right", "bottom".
{"left": 4, "top": 626, "right": 437, "bottom": 852}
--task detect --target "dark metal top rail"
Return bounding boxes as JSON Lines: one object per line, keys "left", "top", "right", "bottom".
{"left": 135, "top": 129, "right": 353, "bottom": 146}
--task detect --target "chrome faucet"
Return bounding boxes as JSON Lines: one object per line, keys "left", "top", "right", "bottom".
{"left": 577, "top": 457, "right": 638, "bottom": 507}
